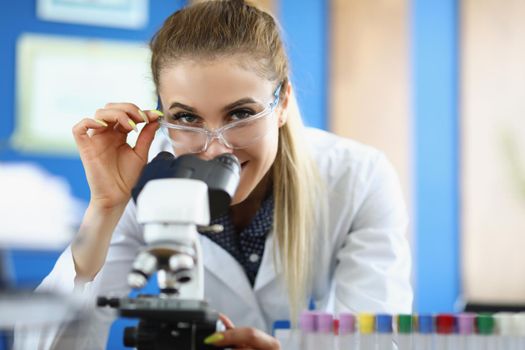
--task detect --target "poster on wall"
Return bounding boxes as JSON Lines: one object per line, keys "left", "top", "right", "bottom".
{"left": 37, "top": 0, "right": 148, "bottom": 29}
{"left": 13, "top": 33, "right": 157, "bottom": 155}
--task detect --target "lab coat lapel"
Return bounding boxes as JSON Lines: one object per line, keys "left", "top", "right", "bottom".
{"left": 254, "top": 233, "right": 280, "bottom": 291}
{"left": 200, "top": 235, "right": 260, "bottom": 308}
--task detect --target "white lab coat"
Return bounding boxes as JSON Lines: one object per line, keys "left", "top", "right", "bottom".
{"left": 15, "top": 127, "right": 412, "bottom": 349}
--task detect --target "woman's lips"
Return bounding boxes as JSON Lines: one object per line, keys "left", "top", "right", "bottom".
{"left": 241, "top": 161, "right": 249, "bottom": 169}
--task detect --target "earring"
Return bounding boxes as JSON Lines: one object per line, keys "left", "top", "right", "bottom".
{"left": 278, "top": 118, "right": 286, "bottom": 127}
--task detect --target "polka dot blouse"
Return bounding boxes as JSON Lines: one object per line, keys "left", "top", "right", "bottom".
{"left": 200, "top": 194, "right": 274, "bottom": 286}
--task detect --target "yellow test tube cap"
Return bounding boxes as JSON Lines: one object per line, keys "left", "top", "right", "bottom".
{"left": 358, "top": 313, "right": 375, "bottom": 334}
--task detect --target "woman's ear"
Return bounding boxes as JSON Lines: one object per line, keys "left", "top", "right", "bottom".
{"left": 278, "top": 82, "right": 292, "bottom": 128}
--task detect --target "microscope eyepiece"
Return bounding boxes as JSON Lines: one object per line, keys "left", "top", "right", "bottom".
{"left": 214, "top": 153, "right": 240, "bottom": 171}
{"left": 132, "top": 152, "right": 240, "bottom": 219}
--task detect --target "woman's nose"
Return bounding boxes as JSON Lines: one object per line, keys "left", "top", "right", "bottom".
{"left": 199, "top": 137, "right": 233, "bottom": 160}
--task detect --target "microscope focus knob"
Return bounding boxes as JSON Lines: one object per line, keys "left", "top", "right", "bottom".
{"left": 169, "top": 254, "right": 194, "bottom": 283}
{"left": 96, "top": 296, "right": 120, "bottom": 308}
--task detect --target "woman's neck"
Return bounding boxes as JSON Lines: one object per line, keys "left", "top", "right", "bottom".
{"left": 230, "top": 172, "right": 272, "bottom": 233}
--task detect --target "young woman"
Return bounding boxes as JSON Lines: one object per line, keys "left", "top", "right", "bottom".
{"left": 20, "top": 1, "right": 412, "bottom": 349}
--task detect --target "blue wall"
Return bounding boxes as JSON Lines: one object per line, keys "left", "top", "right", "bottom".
{"left": 412, "top": 0, "right": 460, "bottom": 312}
{"left": 279, "top": 0, "right": 328, "bottom": 130}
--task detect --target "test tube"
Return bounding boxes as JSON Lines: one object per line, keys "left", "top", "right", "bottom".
{"left": 513, "top": 313, "right": 525, "bottom": 350}
{"left": 435, "top": 314, "right": 456, "bottom": 350}
{"left": 414, "top": 314, "right": 434, "bottom": 350}
{"left": 338, "top": 313, "right": 358, "bottom": 350}
{"left": 457, "top": 313, "right": 476, "bottom": 350}
{"left": 299, "top": 311, "right": 316, "bottom": 350}
{"left": 376, "top": 314, "right": 394, "bottom": 350}
{"left": 475, "top": 313, "right": 496, "bottom": 350}
{"left": 358, "top": 313, "right": 376, "bottom": 350}
{"left": 494, "top": 312, "right": 518, "bottom": 350}
{"left": 273, "top": 320, "right": 300, "bottom": 350}
{"left": 315, "top": 312, "right": 336, "bottom": 349}
{"left": 396, "top": 314, "right": 413, "bottom": 350}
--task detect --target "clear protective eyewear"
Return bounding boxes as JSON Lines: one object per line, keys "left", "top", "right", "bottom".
{"left": 159, "top": 84, "right": 282, "bottom": 154}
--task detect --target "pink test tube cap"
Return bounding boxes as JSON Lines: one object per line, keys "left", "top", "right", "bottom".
{"left": 457, "top": 313, "right": 475, "bottom": 334}
{"left": 316, "top": 313, "right": 334, "bottom": 334}
{"left": 300, "top": 312, "right": 316, "bottom": 333}
{"left": 339, "top": 313, "right": 356, "bottom": 335}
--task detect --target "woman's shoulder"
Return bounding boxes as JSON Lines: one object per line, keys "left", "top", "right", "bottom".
{"left": 305, "top": 127, "right": 379, "bottom": 153}
{"left": 303, "top": 127, "right": 386, "bottom": 182}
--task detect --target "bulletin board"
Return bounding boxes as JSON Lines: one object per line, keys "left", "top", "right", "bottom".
{"left": 13, "top": 33, "right": 157, "bottom": 155}
{"left": 36, "top": 0, "right": 148, "bottom": 29}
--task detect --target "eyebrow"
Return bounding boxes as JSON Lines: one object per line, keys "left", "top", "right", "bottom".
{"left": 168, "top": 97, "right": 260, "bottom": 113}
{"left": 168, "top": 102, "right": 197, "bottom": 113}
{"left": 221, "top": 98, "right": 259, "bottom": 112}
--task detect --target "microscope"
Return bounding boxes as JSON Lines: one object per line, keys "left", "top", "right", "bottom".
{"left": 97, "top": 151, "right": 240, "bottom": 350}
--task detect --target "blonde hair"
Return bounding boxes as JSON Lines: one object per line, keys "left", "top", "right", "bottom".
{"left": 150, "top": 0, "right": 321, "bottom": 320}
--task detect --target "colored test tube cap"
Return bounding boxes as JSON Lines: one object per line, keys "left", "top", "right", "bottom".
{"left": 493, "top": 312, "right": 515, "bottom": 336}
{"left": 376, "top": 314, "right": 393, "bottom": 333}
{"left": 398, "top": 314, "right": 413, "bottom": 334}
{"left": 316, "top": 312, "right": 333, "bottom": 334}
{"left": 417, "top": 314, "right": 434, "bottom": 334}
{"left": 358, "top": 313, "right": 375, "bottom": 334}
{"left": 300, "top": 311, "right": 316, "bottom": 333}
{"left": 436, "top": 314, "right": 456, "bottom": 334}
{"left": 457, "top": 313, "right": 475, "bottom": 335}
{"left": 513, "top": 313, "right": 525, "bottom": 336}
{"left": 339, "top": 313, "right": 356, "bottom": 335}
{"left": 476, "top": 313, "right": 495, "bottom": 335}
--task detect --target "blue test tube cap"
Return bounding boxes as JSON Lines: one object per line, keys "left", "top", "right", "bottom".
{"left": 308, "top": 297, "right": 316, "bottom": 311}
{"left": 376, "top": 314, "right": 393, "bottom": 333}
{"left": 273, "top": 320, "right": 291, "bottom": 330}
{"left": 418, "top": 314, "right": 434, "bottom": 334}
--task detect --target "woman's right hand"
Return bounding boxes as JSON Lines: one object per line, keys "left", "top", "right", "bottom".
{"left": 205, "top": 314, "right": 281, "bottom": 350}
{"left": 72, "top": 103, "right": 162, "bottom": 210}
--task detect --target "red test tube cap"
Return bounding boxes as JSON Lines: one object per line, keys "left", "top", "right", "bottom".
{"left": 436, "top": 314, "right": 456, "bottom": 334}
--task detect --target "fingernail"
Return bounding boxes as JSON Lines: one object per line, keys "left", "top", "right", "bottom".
{"left": 138, "top": 109, "right": 149, "bottom": 123}
{"left": 128, "top": 119, "right": 138, "bottom": 132}
{"left": 150, "top": 109, "right": 164, "bottom": 117}
{"left": 203, "top": 333, "right": 224, "bottom": 344}
{"left": 94, "top": 119, "right": 108, "bottom": 127}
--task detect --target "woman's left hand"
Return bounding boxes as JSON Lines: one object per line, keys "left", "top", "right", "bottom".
{"left": 204, "top": 314, "right": 281, "bottom": 350}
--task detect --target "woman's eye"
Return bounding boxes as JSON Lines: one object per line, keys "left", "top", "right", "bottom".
{"left": 229, "top": 109, "right": 255, "bottom": 121}
{"left": 170, "top": 112, "right": 201, "bottom": 125}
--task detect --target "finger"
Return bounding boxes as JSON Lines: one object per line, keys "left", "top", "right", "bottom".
{"left": 219, "top": 313, "right": 236, "bottom": 329}
{"left": 104, "top": 102, "right": 162, "bottom": 124}
{"left": 144, "top": 109, "right": 165, "bottom": 122}
{"left": 72, "top": 118, "right": 108, "bottom": 148}
{"left": 94, "top": 108, "right": 139, "bottom": 133}
{"left": 133, "top": 120, "right": 159, "bottom": 161}
{"left": 208, "top": 328, "right": 280, "bottom": 350}
{"left": 104, "top": 102, "right": 148, "bottom": 124}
